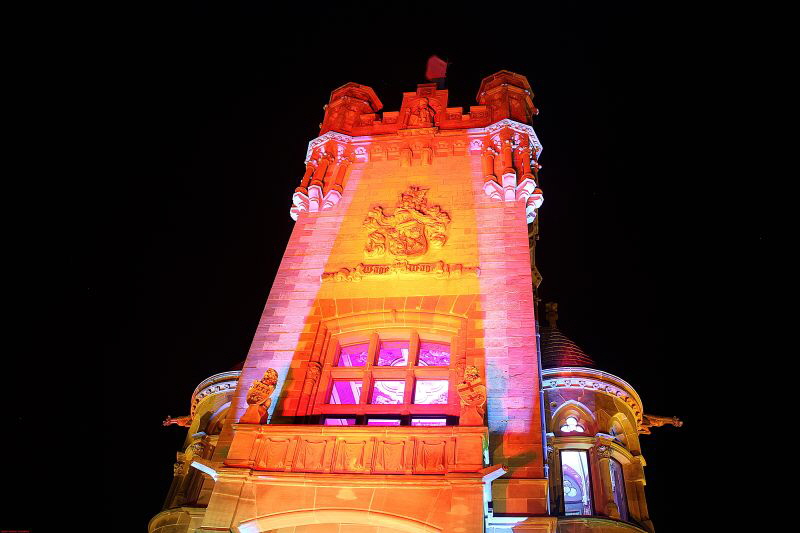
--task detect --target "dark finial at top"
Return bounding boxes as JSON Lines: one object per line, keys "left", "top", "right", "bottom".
{"left": 545, "top": 302, "right": 558, "bottom": 328}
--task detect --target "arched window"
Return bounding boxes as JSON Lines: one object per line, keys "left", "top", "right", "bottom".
{"left": 318, "top": 331, "right": 455, "bottom": 426}
{"left": 560, "top": 449, "right": 593, "bottom": 516}
{"left": 552, "top": 401, "right": 593, "bottom": 436}
{"left": 560, "top": 416, "right": 585, "bottom": 433}
{"left": 609, "top": 458, "right": 629, "bottom": 521}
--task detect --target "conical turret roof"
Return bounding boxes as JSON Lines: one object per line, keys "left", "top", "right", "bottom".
{"left": 539, "top": 303, "right": 595, "bottom": 369}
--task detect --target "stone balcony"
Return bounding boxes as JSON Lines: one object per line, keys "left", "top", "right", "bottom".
{"left": 224, "top": 424, "right": 488, "bottom": 476}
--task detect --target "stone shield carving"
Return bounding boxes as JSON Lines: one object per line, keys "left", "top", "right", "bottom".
{"left": 363, "top": 186, "right": 450, "bottom": 259}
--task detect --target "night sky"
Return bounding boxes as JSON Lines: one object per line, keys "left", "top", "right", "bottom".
{"left": 43, "top": 4, "right": 756, "bottom": 532}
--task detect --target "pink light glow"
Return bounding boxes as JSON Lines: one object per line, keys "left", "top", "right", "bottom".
{"left": 411, "top": 418, "right": 447, "bottom": 426}
{"left": 367, "top": 419, "right": 401, "bottom": 426}
{"left": 337, "top": 343, "right": 369, "bottom": 367}
{"left": 371, "top": 380, "right": 405, "bottom": 404}
{"left": 377, "top": 341, "right": 409, "bottom": 366}
{"left": 418, "top": 342, "right": 450, "bottom": 366}
{"left": 414, "top": 380, "right": 448, "bottom": 404}
{"left": 329, "top": 380, "right": 362, "bottom": 404}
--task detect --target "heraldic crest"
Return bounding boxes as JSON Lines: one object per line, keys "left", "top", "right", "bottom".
{"left": 364, "top": 186, "right": 450, "bottom": 258}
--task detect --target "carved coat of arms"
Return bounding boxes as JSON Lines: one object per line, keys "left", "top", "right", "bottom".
{"left": 363, "top": 187, "right": 450, "bottom": 259}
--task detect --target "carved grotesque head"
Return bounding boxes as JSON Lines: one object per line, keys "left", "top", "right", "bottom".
{"left": 464, "top": 365, "right": 480, "bottom": 382}
{"left": 262, "top": 368, "right": 278, "bottom": 385}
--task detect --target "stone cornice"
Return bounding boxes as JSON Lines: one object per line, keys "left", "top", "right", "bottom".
{"left": 305, "top": 131, "right": 354, "bottom": 163}
{"left": 542, "top": 367, "right": 643, "bottom": 427}
{"left": 190, "top": 371, "right": 241, "bottom": 417}
{"left": 468, "top": 119, "right": 543, "bottom": 158}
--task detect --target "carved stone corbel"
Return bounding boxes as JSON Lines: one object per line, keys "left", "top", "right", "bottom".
{"left": 639, "top": 414, "right": 683, "bottom": 435}
{"left": 480, "top": 121, "right": 545, "bottom": 223}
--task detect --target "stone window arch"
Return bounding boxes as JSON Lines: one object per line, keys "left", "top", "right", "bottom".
{"left": 551, "top": 400, "right": 595, "bottom": 436}
{"left": 306, "top": 309, "right": 470, "bottom": 427}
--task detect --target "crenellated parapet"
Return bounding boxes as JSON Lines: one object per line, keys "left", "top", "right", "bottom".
{"left": 289, "top": 71, "right": 544, "bottom": 224}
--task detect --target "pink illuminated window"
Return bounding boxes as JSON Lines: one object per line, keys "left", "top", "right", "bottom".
{"left": 328, "top": 380, "right": 362, "bottom": 405}
{"left": 337, "top": 343, "right": 369, "bottom": 367}
{"left": 324, "top": 418, "right": 356, "bottom": 426}
{"left": 609, "top": 458, "right": 629, "bottom": 521}
{"left": 411, "top": 418, "right": 447, "bottom": 426}
{"left": 320, "top": 334, "right": 455, "bottom": 423}
{"left": 560, "top": 416, "right": 585, "bottom": 433}
{"left": 367, "top": 418, "right": 402, "bottom": 426}
{"left": 418, "top": 342, "right": 450, "bottom": 366}
{"left": 371, "top": 380, "right": 406, "bottom": 404}
{"left": 377, "top": 341, "right": 409, "bottom": 366}
{"left": 561, "top": 450, "right": 593, "bottom": 516}
{"left": 414, "top": 380, "right": 449, "bottom": 404}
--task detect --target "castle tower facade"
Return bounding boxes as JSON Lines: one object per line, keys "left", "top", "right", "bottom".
{"left": 150, "top": 70, "right": 678, "bottom": 533}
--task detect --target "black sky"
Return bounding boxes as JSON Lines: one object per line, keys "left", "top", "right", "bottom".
{"left": 40, "top": 4, "right": 759, "bottom": 532}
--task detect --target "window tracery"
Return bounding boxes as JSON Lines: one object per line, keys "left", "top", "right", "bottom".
{"left": 316, "top": 330, "right": 455, "bottom": 426}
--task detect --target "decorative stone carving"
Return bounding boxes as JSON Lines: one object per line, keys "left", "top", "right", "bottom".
{"left": 291, "top": 132, "right": 356, "bottom": 220}
{"left": 225, "top": 425, "right": 489, "bottom": 475}
{"left": 363, "top": 186, "right": 450, "bottom": 259}
{"left": 322, "top": 259, "right": 479, "bottom": 283}
{"left": 340, "top": 441, "right": 366, "bottom": 472}
{"left": 542, "top": 368, "right": 644, "bottom": 427}
{"left": 259, "top": 438, "right": 290, "bottom": 470}
{"left": 457, "top": 366, "right": 487, "bottom": 426}
{"left": 297, "top": 440, "right": 326, "bottom": 471}
{"left": 596, "top": 445, "right": 612, "bottom": 459}
{"left": 420, "top": 441, "right": 446, "bottom": 471}
{"left": 190, "top": 371, "right": 240, "bottom": 417}
{"left": 163, "top": 415, "right": 192, "bottom": 427}
{"left": 407, "top": 97, "right": 436, "bottom": 128}
{"left": 188, "top": 441, "right": 205, "bottom": 457}
{"left": 305, "top": 361, "right": 322, "bottom": 383}
{"left": 239, "top": 369, "right": 279, "bottom": 424}
{"left": 375, "top": 440, "right": 405, "bottom": 472}
{"left": 639, "top": 414, "right": 683, "bottom": 435}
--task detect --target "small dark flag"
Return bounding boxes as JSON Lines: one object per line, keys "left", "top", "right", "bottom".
{"left": 425, "top": 55, "right": 448, "bottom": 88}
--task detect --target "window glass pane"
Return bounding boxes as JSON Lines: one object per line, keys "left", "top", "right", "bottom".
{"left": 337, "top": 343, "right": 369, "bottom": 367}
{"left": 411, "top": 418, "right": 447, "bottom": 426}
{"left": 367, "top": 418, "right": 401, "bottom": 426}
{"left": 561, "top": 450, "right": 592, "bottom": 516}
{"left": 610, "top": 458, "right": 629, "bottom": 521}
{"left": 377, "top": 341, "right": 409, "bottom": 366}
{"left": 324, "top": 418, "right": 356, "bottom": 426}
{"left": 414, "top": 380, "right": 449, "bottom": 404}
{"left": 328, "top": 380, "right": 362, "bottom": 404}
{"left": 371, "top": 380, "right": 406, "bottom": 404}
{"left": 418, "top": 342, "right": 450, "bottom": 366}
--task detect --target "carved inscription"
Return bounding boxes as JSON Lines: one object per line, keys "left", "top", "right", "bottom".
{"left": 322, "top": 259, "right": 480, "bottom": 283}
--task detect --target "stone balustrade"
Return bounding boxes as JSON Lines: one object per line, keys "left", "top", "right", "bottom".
{"left": 224, "top": 424, "right": 487, "bottom": 475}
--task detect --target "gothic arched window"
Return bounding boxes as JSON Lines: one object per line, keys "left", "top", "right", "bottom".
{"left": 560, "top": 449, "right": 593, "bottom": 516}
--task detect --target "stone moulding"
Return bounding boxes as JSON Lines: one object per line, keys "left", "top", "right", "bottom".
{"left": 542, "top": 367, "right": 644, "bottom": 428}
{"left": 224, "top": 424, "right": 488, "bottom": 475}
{"left": 190, "top": 371, "right": 241, "bottom": 417}
{"left": 321, "top": 260, "right": 480, "bottom": 283}
{"left": 467, "top": 119, "right": 545, "bottom": 224}
{"left": 304, "top": 131, "right": 354, "bottom": 163}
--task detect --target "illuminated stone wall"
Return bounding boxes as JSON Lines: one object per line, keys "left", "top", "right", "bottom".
{"left": 198, "top": 72, "right": 553, "bottom": 532}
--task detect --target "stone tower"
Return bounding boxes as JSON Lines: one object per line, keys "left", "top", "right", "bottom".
{"left": 150, "top": 70, "right": 679, "bottom": 533}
